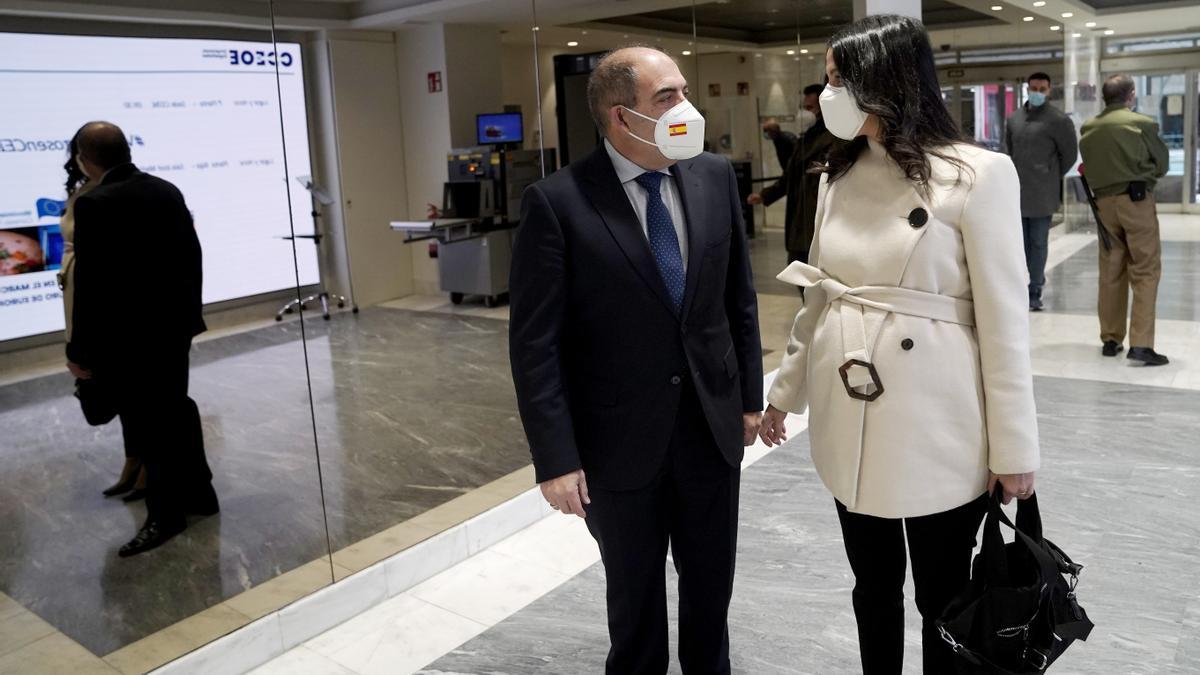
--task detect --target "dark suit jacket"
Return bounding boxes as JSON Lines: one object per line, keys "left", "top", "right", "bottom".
{"left": 509, "top": 145, "right": 763, "bottom": 490}
{"left": 760, "top": 118, "right": 837, "bottom": 255}
{"left": 67, "top": 164, "right": 205, "bottom": 367}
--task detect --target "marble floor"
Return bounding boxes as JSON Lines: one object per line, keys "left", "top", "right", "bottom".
{"left": 253, "top": 213, "right": 1200, "bottom": 674}
{"left": 0, "top": 308, "right": 530, "bottom": 657}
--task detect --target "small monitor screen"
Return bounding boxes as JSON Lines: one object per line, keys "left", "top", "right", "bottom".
{"left": 477, "top": 113, "right": 523, "bottom": 145}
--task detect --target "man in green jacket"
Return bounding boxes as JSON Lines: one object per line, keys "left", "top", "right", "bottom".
{"left": 1079, "top": 73, "right": 1171, "bottom": 366}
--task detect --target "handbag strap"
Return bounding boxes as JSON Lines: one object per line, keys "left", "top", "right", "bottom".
{"left": 982, "top": 490, "right": 1061, "bottom": 594}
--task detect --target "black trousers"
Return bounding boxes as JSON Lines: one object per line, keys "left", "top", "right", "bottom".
{"left": 108, "top": 339, "right": 215, "bottom": 527}
{"left": 584, "top": 381, "right": 740, "bottom": 675}
{"left": 836, "top": 494, "right": 987, "bottom": 675}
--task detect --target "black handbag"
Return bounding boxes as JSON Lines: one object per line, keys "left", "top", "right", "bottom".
{"left": 74, "top": 377, "right": 118, "bottom": 426}
{"left": 937, "top": 490, "right": 1094, "bottom": 673}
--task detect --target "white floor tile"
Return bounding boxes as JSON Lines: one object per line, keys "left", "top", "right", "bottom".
{"left": 408, "top": 549, "right": 571, "bottom": 626}
{"left": 247, "top": 645, "right": 356, "bottom": 675}
{"left": 307, "top": 594, "right": 487, "bottom": 675}
{"left": 489, "top": 514, "right": 599, "bottom": 578}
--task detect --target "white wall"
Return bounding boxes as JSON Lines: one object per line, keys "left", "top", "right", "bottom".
{"left": 395, "top": 24, "right": 452, "bottom": 293}
{"left": 445, "top": 25, "right": 505, "bottom": 149}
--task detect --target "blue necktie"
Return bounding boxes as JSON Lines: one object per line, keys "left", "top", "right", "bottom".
{"left": 634, "top": 172, "right": 685, "bottom": 312}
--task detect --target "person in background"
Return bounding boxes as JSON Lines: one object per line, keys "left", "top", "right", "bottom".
{"left": 59, "top": 133, "right": 149, "bottom": 502}
{"left": 749, "top": 83, "right": 838, "bottom": 266}
{"left": 762, "top": 118, "right": 797, "bottom": 170}
{"left": 1004, "top": 72, "right": 1078, "bottom": 312}
{"left": 67, "top": 121, "right": 218, "bottom": 557}
{"left": 760, "top": 15, "right": 1039, "bottom": 673}
{"left": 1079, "top": 74, "right": 1171, "bottom": 366}
{"left": 509, "top": 46, "right": 763, "bottom": 673}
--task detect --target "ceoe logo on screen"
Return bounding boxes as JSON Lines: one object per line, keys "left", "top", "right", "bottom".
{"left": 228, "top": 50, "right": 294, "bottom": 67}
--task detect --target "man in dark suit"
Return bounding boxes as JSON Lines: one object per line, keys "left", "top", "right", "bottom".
{"left": 509, "top": 47, "right": 763, "bottom": 673}
{"left": 66, "top": 121, "right": 217, "bottom": 557}
{"left": 748, "top": 83, "right": 838, "bottom": 267}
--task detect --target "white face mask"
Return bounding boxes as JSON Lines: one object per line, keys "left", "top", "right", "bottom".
{"left": 621, "top": 99, "right": 706, "bottom": 160}
{"left": 819, "top": 84, "right": 870, "bottom": 141}
{"left": 797, "top": 108, "right": 818, "bottom": 134}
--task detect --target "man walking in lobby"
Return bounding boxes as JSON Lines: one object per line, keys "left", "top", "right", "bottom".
{"left": 508, "top": 46, "right": 763, "bottom": 674}
{"left": 1079, "top": 74, "right": 1171, "bottom": 365}
{"left": 67, "top": 121, "right": 219, "bottom": 556}
{"left": 1005, "top": 71, "right": 1078, "bottom": 311}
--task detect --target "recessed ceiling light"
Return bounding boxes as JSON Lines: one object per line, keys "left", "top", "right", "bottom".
{"left": 1085, "top": 21, "right": 1097, "bottom": 27}
{"left": 786, "top": 49, "right": 796, "bottom": 55}
{"left": 754, "top": 53, "right": 763, "bottom": 58}
{"left": 567, "top": 41, "right": 578, "bottom": 47}
{"left": 1061, "top": 12, "right": 1074, "bottom": 18}
{"left": 1104, "top": 29, "right": 1115, "bottom": 35}
{"left": 991, "top": 5, "right": 1002, "bottom": 10}
{"left": 1050, "top": 25, "right": 1061, "bottom": 31}
{"left": 1023, "top": 16, "right": 1034, "bottom": 22}
{"left": 1072, "top": 32, "right": 1082, "bottom": 37}
{"left": 1033, "top": 1, "right": 1046, "bottom": 6}
{"left": 800, "top": 48, "right": 809, "bottom": 54}
{"left": 682, "top": 50, "right": 692, "bottom": 55}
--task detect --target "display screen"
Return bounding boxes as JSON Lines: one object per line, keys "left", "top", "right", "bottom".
{"left": 476, "top": 112, "right": 523, "bottom": 145}
{"left": 0, "top": 32, "right": 317, "bottom": 342}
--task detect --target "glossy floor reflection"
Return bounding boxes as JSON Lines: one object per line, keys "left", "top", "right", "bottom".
{"left": 0, "top": 307, "right": 528, "bottom": 657}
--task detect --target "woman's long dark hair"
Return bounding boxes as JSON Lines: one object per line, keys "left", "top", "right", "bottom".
{"left": 824, "top": 14, "right": 969, "bottom": 192}
{"left": 65, "top": 132, "right": 87, "bottom": 197}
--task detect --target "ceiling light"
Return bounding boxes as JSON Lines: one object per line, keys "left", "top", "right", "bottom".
{"left": 1072, "top": 32, "right": 1082, "bottom": 37}
{"left": 1051, "top": 25, "right": 1061, "bottom": 31}
{"left": 1061, "top": 12, "right": 1073, "bottom": 18}
{"left": 991, "top": 5, "right": 1002, "bottom": 10}
{"left": 1085, "top": 21, "right": 1096, "bottom": 27}
{"left": 1033, "top": 1, "right": 1045, "bottom": 6}
{"left": 682, "top": 50, "right": 692, "bottom": 55}
{"left": 1023, "top": 16, "right": 1034, "bottom": 22}
{"left": 581, "top": 30, "right": 588, "bottom": 35}
{"left": 786, "top": 49, "right": 796, "bottom": 55}
{"left": 800, "top": 48, "right": 809, "bottom": 54}
{"left": 1104, "top": 29, "right": 1115, "bottom": 35}
{"left": 567, "top": 41, "right": 578, "bottom": 47}
{"left": 754, "top": 53, "right": 763, "bottom": 58}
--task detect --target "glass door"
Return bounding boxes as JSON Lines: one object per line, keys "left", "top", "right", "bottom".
{"left": 1126, "top": 72, "right": 1188, "bottom": 208}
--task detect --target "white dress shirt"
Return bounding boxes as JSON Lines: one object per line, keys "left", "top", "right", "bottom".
{"left": 604, "top": 139, "right": 689, "bottom": 270}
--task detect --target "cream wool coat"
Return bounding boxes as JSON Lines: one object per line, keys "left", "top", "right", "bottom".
{"left": 767, "top": 139, "right": 1040, "bottom": 519}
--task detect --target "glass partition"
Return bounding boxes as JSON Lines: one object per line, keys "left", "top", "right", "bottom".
{"left": 0, "top": 3, "right": 330, "bottom": 672}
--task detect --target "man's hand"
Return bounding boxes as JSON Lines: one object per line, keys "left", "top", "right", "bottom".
{"left": 540, "top": 469, "right": 590, "bottom": 519}
{"left": 743, "top": 412, "right": 763, "bottom": 446}
{"left": 746, "top": 193, "right": 764, "bottom": 206}
{"left": 758, "top": 405, "right": 788, "bottom": 447}
{"left": 67, "top": 361, "right": 92, "bottom": 380}
{"left": 988, "top": 472, "right": 1036, "bottom": 505}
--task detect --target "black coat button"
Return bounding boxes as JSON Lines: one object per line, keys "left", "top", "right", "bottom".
{"left": 908, "top": 208, "right": 928, "bottom": 228}
{"left": 670, "top": 375, "right": 682, "bottom": 385}
{"left": 901, "top": 338, "right": 914, "bottom": 351}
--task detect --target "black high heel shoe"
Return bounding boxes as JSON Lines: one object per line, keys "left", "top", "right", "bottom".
{"left": 122, "top": 466, "right": 149, "bottom": 502}
{"left": 103, "top": 459, "right": 143, "bottom": 497}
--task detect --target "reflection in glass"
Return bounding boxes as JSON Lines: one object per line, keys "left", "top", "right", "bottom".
{"left": 0, "top": 4, "right": 329, "bottom": 671}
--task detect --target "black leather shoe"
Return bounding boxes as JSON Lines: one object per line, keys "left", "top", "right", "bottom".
{"left": 1029, "top": 298, "right": 1044, "bottom": 312}
{"left": 1128, "top": 347, "right": 1169, "bottom": 366}
{"left": 118, "top": 520, "right": 186, "bottom": 558}
{"left": 1102, "top": 341, "right": 1124, "bottom": 357}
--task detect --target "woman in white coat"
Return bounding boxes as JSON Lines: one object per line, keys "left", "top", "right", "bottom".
{"left": 758, "top": 15, "right": 1040, "bottom": 675}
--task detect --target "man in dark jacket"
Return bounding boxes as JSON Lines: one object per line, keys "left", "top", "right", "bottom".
{"left": 749, "top": 84, "right": 837, "bottom": 265}
{"left": 509, "top": 47, "right": 762, "bottom": 673}
{"left": 67, "top": 121, "right": 217, "bottom": 557}
{"left": 1004, "top": 72, "right": 1078, "bottom": 311}
{"left": 761, "top": 119, "right": 797, "bottom": 171}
